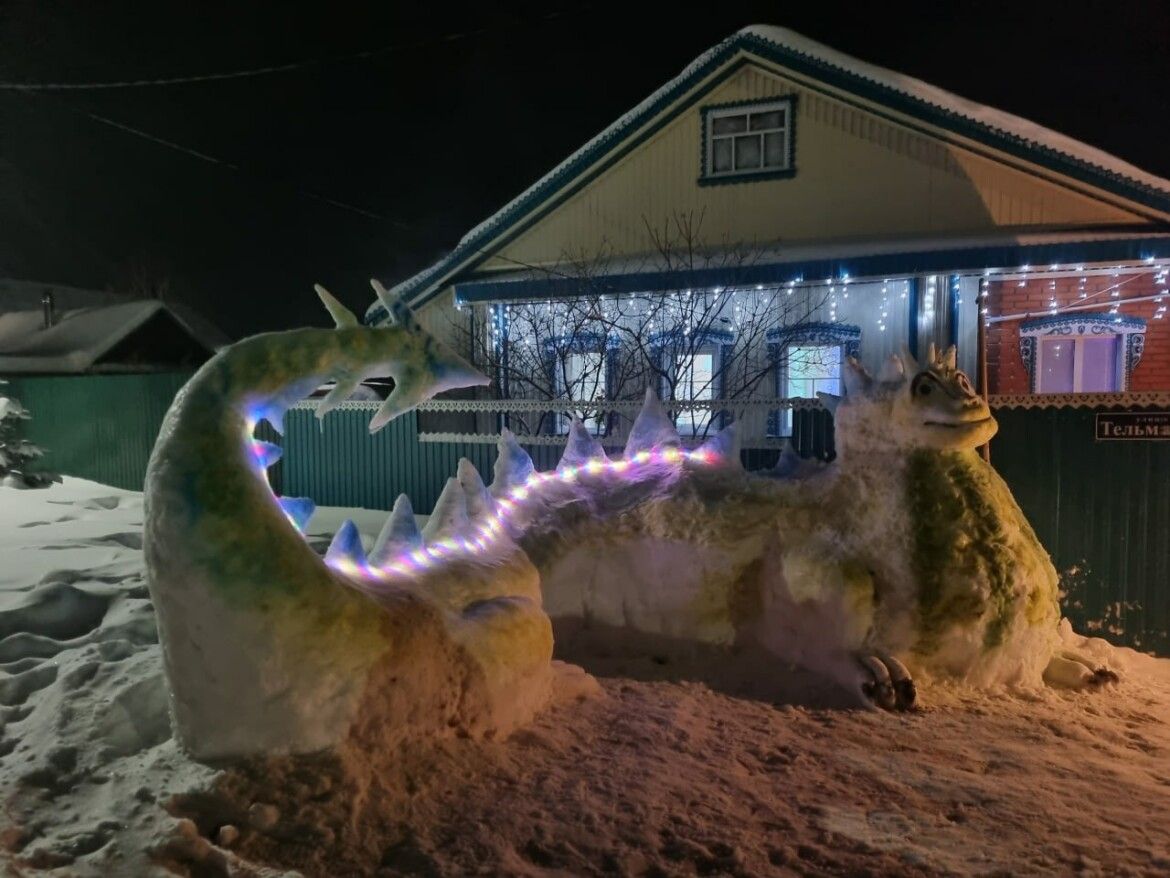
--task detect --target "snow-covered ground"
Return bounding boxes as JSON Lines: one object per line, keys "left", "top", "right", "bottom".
{"left": 2, "top": 478, "right": 1168, "bottom": 876}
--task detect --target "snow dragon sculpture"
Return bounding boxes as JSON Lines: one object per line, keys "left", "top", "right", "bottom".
{"left": 144, "top": 282, "right": 558, "bottom": 760}
{"left": 145, "top": 283, "right": 1113, "bottom": 760}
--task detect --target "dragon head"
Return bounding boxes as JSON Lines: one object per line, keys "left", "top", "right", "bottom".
{"left": 824, "top": 343, "right": 997, "bottom": 457}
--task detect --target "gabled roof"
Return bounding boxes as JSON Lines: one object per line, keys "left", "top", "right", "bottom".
{"left": 0, "top": 299, "right": 229, "bottom": 374}
{"left": 368, "top": 25, "right": 1170, "bottom": 323}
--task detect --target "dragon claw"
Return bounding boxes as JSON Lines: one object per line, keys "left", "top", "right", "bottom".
{"left": 857, "top": 654, "right": 897, "bottom": 711}
{"left": 858, "top": 652, "right": 916, "bottom": 712}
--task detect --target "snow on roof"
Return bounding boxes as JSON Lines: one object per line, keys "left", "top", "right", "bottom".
{"left": 0, "top": 278, "right": 125, "bottom": 313}
{"left": 371, "top": 26, "right": 1170, "bottom": 321}
{"left": 742, "top": 26, "right": 1170, "bottom": 195}
{"left": 0, "top": 299, "right": 228, "bottom": 374}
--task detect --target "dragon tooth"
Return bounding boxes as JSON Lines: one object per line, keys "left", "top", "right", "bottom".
{"left": 369, "top": 363, "right": 490, "bottom": 435}
{"left": 422, "top": 477, "right": 470, "bottom": 543}
{"left": 250, "top": 440, "right": 283, "bottom": 468}
{"left": 559, "top": 418, "right": 608, "bottom": 470}
{"left": 623, "top": 388, "right": 680, "bottom": 459}
{"left": 316, "top": 377, "right": 360, "bottom": 421}
{"left": 276, "top": 496, "right": 316, "bottom": 532}
{"left": 369, "top": 494, "right": 422, "bottom": 566}
{"left": 314, "top": 284, "right": 359, "bottom": 328}
{"left": 489, "top": 428, "right": 535, "bottom": 498}
{"left": 325, "top": 519, "right": 367, "bottom": 568}
{"left": 258, "top": 406, "right": 285, "bottom": 435}
{"left": 695, "top": 423, "right": 740, "bottom": 467}
{"left": 457, "top": 458, "right": 494, "bottom": 522}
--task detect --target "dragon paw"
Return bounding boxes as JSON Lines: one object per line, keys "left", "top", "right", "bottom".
{"left": 857, "top": 652, "right": 916, "bottom": 712}
{"left": 1043, "top": 651, "right": 1121, "bottom": 691}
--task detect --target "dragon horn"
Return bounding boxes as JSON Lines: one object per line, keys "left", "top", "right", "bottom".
{"left": 315, "top": 284, "right": 358, "bottom": 329}
{"left": 370, "top": 278, "right": 417, "bottom": 329}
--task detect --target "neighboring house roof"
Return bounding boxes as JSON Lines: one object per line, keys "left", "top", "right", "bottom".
{"left": 368, "top": 25, "right": 1170, "bottom": 323}
{"left": 0, "top": 299, "right": 229, "bottom": 374}
{"left": 0, "top": 278, "right": 125, "bottom": 312}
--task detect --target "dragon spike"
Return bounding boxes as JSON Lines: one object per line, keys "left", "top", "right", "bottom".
{"left": 457, "top": 458, "right": 494, "bottom": 522}
{"left": 942, "top": 344, "right": 958, "bottom": 370}
{"left": 696, "top": 422, "right": 741, "bottom": 467}
{"left": 315, "top": 377, "right": 360, "bottom": 421}
{"left": 325, "top": 519, "right": 367, "bottom": 569}
{"left": 559, "top": 418, "right": 608, "bottom": 470}
{"left": 422, "top": 477, "right": 470, "bottom": 543}
{"left": 841, "top": 357, "right": 872, "bottom": 397}
{"left": 369, "top": 494, "right": 422, "bottom": 566}
{"left": 927, "top": 342, "right": 938, "bottom": 367}
{"left": 314, "top": 284, "right": 359, "bottom": 329}
{"left": 370, "top": 278, "right": 417, "bottom": 330}
{"left": 490, "top": 428, "right": 535, "bottom": 498}
{"left": 878, "top": 353, "right": 905, "bottom": 383}
{"left": 277, "top": 496, "right": 316, "bottom": 532}
{"left": 900, "top": 345, "right": 920, "bottom": 375}
{"left": 816, "top": 392, "right": 841, "bottom": 415}
{"left": 624, "top": 387, "right": 681, "bottom": 459}
{"left": 250, "top": 440, "right": 283, "bottom": 468}
{"left": 773, "top": 439, "right": 803, "bottom": 478}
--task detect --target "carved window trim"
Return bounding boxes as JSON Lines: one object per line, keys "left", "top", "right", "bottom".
{"left": 1019, "top": 313, "right": 1145, "bottom": 394}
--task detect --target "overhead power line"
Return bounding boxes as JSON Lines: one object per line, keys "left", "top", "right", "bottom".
{"left": 77, "top": 105, "right": 396, "bottom": 224}
{"left": 0, "top": 10, "right": 579, "bottom": 91}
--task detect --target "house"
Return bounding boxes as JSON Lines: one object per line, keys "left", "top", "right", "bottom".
{"left": 276, "top": 25, "right": 1170, "bottom": 653}
{"left": 361, "top": 25, "right": 1169, "bottom": 450}
{"left": 0, "top": 280, "right": 229, "bottom": 489}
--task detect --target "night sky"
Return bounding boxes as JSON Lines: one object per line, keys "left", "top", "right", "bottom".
{"left": 1, "top": 1, "right": 1168, "bottom": 337}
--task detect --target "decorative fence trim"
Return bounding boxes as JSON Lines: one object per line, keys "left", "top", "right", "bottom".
{"left": 989, "top": 391, "right": 1170, "bottom": 410}
{"left": 415, "top": 431, "right": 793, "bottom": 448}
{"left": 291, "top": 397, "right": 829, "bottom": 413}
{"left": 292, "top": 392, "right": 1170, "bottom": 415}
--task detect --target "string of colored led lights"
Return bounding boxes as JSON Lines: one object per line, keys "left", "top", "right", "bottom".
{"left": 245, "top": 412, "right": 718, "bottom": 582}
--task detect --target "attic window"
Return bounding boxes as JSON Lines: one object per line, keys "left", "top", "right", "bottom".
{"left": 701, "top": 97, "right": 795, "bottom": 184}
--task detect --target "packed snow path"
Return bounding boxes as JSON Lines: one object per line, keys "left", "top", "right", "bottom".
{"left": 1, "top": 479, "right": 1168, "bottom": 876}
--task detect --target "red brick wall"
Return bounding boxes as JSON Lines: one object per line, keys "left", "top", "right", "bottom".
{"left": 986, "top": 274, "right": 1170, "bottom": 394}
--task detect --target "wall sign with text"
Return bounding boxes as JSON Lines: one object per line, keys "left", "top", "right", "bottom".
{"left": 1094, "top": 411, "right": 1170, "bottom": 441}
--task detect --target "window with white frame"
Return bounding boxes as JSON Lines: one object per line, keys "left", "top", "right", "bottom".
{"left": 767, "top": 323, "right": 859, "bottom": 437}
{"left": 702, "top": 98, "right": 794, "bottom": 181}
{"left": 1036, "top": 336, "right": 1119, "bottom": 393}
{"left": 1019, "top": 314, "right": 1146, "bottom": 395}
{"left": 560, "top": 351, "right": 606, "bottom": 434}
{"left": 675, "top": 351, "right": 714, "bottom": 435}
{"left": 782, "top": 344, "right": 841, "bottom": 434}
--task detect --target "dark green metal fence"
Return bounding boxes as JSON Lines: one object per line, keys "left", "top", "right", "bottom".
{"left": 5, "top": 372, "right": 193, "bottom": 490}
{"left": 991, "top": 405, "right": 1170, "bottom": 655}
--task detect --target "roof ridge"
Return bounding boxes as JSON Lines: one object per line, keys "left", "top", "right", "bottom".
{"left": 367, "top": 27, "right": 1170, "bottom": 322}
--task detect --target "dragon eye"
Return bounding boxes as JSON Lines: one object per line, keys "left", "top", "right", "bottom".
{"left": 917, "top": 383, "right": 932, "bottom": 396}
